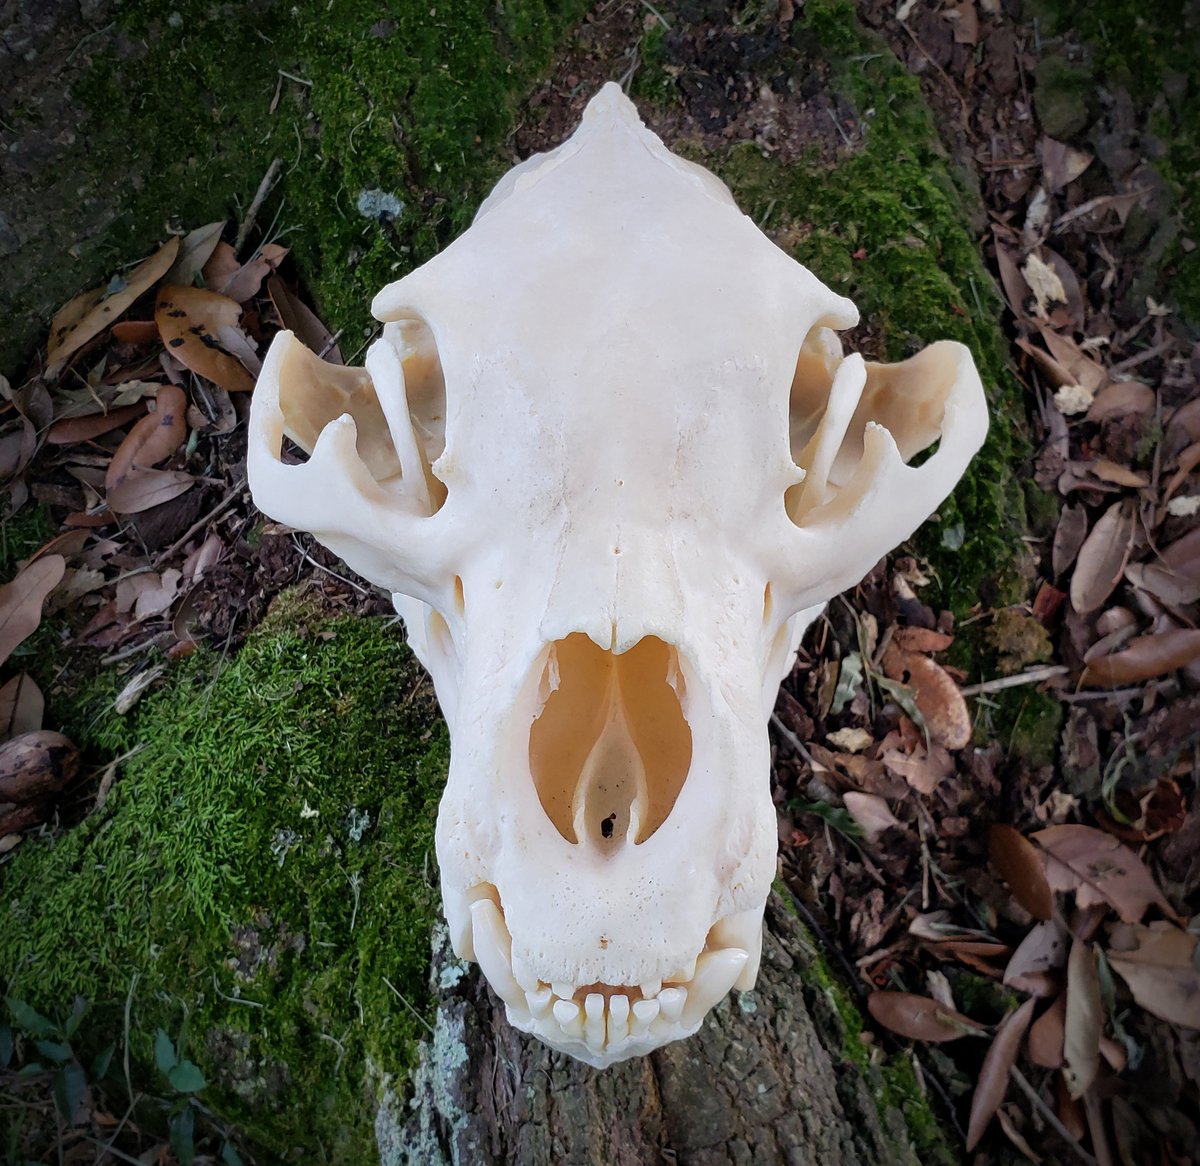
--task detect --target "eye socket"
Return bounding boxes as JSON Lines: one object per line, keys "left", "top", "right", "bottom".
{"left": 527, "top": 634, "right": 693, "bottom": 851}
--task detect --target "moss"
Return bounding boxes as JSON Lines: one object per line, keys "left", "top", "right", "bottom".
{"left": 0, "top": 590, "right": 448, "bottom": 1161}
{"left": 0, "top": 505, "right": 56, "bottom": 577}
{"left": 631, "top": 22, "right": 677, "bottom": 105}
{"left": 1032, "top": 55, "right": 1096, "bottom": 139}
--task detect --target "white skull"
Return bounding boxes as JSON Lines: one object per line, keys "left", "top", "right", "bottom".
{"left": 247, "top": 83, "right": 988, "bottom": 1068}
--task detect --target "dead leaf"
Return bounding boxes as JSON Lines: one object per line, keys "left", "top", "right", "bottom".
{"left": 1086, "top": 381, "right": 1155, "bottom": 421}
{"left": 154, "top": 285, "right": 256, "bottom": 393}
{"left": 1023, "top": 251, "right": 1067, "bottom": 317}
{"left": 1004, "top": 919, "right": 1070, "bottom": 993}
{"left": 0, "top": 731, "right": 79, "bottom": 803}
{"left": 133, "top": 569, "right": 181, "bottom": 621}
{"left": 109, "top": 320, "right": 160, "bottom": 346}
{"left": 113, "top": 665, "right": 166, "bottom": 715}
{"left": 1081, "top": 628, "right": 1200, "bottom": 686}
{"left": 0, "top": 674, "right": 44, "bottom": 742}
{"left": 46, "top": 238, "right": 180, "bottom": 376}
{"left": 107, "top": 469, "right": 196, "bottom": 515}
{"left": 1027, "top": 992, "right": 1066, "bottom": 1067}
{"left": 1052, "top": 189, "right": 1150, "bottom": 234}
{"left": 966, "top": 997, "right": 1036, "bottom": 1151}
{"left": 881, "top": 739, "right": 954, "bottom": 795}
{"left": 842, "top": 792, "right": 900, "bottom": 842}
{"left": 892, "top": 627, "right": 954, "bottom": 653}
{"left": 1041, "top": 137, "right": 1093, "bottom": 193}
{"left": 267, "top": 275, "right": 343, "bottom": 363}
{"left": 46, "top": 402, "right": 147, "bottom": 446}
{"left": 1052, "top": 504, "right": 1089, "bottom": 578}
{"left": 994, "top": 239, "right": 1032, "bottom": 319}
{"left": 1123, "top": 561, "right": 1200, "bottom": 607}
{"left": 947, "top": 0, "right": 978, "bottom": 43}
{"left": 1107, "top": 924, "right": 1200, "bottom": 1030}
{"left": 105, "top": 384, "right": 188, "bottom": 495}
{"left": 826, "top": 727, "right": 874, "bottom": 753}
{"left": 163, "top": 222, "right": 226, "bottom": 287}
{"left": 1079, "top": 458, "right": 1149, "bottom": 488}
{"left": 1070, "top": 500, "right": 1135, "bottom": 614}
{"left": 1063, "top": 939, "right": 1102, "bottom": 1099}
{"left": 989, "top": 824, "right": 1054, "bottom": 921}
{"left": 1033, "top": 824, "right": 1173, "bottom": 923}
{"left": 207, "top": 242, "right": 288, "bottom": 304}
{"left": 0, "top": 555, "right": 66, "bottom": 668}
{"left": 882, "top": 647, "right": 971, "bottom": 749}
{"left": 867, "top": 991, "right": 985, "bottom": 1042}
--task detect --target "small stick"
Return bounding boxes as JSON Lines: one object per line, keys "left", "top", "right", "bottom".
{"left": 769, "top": 711, "right": 818, "bottom": 768}
{"left": 384, "top": 975, "right": 435, "bottom": 1035}
{"left": 161, "top": 476, "right": 248, "bottom": 561}
{"left": 235, "top": 158, "right": 283, "bottom": 253}
{"left": 1009, "top": 1066, "right": 1098, "bottom": 1166}
{"left": 958, "top": 665, "right": 1070, "bottom": 697}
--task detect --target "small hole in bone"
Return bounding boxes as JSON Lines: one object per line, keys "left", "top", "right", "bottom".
{"left": 762, "top": 582, "right": 773, "bottom": 625}
{"left": 452, "top": 575, "right": 465, "bottom": 616}
{"left": 527, "top": 634, "right": 692, "bottom": 849}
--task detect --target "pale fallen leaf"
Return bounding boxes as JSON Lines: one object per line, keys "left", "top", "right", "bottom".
{"left": 154, "top": 285, "right": 256, "bottom": 393}
{"left": 1063, "top": 939, "right": 1102, "bottom": 1099}
{"left": 0, "top": 555, "right": 66, "bottom": 668}
{"left": 1080, "top": 458, "right": 1148, "bottom": 488}
{"left": 1123, "top": 561, "right": 1200, "bottom": 607}
{"left": 1107, "top": 924, "right": 1200, "bottom": 1030}
{"left": 1023, "top": 251, "right": 1067, "bottom": 316}
{"left": 826, "top": 727, "right": 874, "bottom": 754}
{"left": 207, "top": 242, "right": 289, "bottom": 304}
{"left": 867, "top": 991, "right": 985, "bottom": 1042}
{"left": 113, "top": 665, "right": 166, "bottom": 715}
{"left": 106, "top": 469, "right": 195, "bottom": 515}
{"left": 1070, "top": 500, "right": 1134, "bottom": 614}
{"left": 1081, "top": 628, "right": 1200, "bottom": 686}
{"left": 1004, "top": 919, "right": 1070, "bottom": 992}
{"left": 842, "top": 791, "right": 900, "bottom": 842}
{"left": 1166, "top": 495, "right": 1200, "bottom": 517}
{"left": 882, "top": 646, "right": 971, "bottom": 750}
{"left": 1027, "top": 992, "right": 1066, "bottom": 1068}
{"left": 1041, "top": 137, "right": 1094, "bottom": 193}
{"left": 46, "top": 237, "right": 180, "bottom": 376}
{"left": 0, "top": 674, "right": 44, "bottom": 742}
{"left": 163, "top": 222, "right": 226, "bottom": 287}
{"left": 966, "top": 997, "right": 1036, "bottom": 1151}
{"left": 881, "top": 740, "right": 954, "bottom": 795}
{"left": 1033, "top": 824, "right": 1173, "bottom": 922}
{"left": 133, "top": 569, "right": 182, "bottom": 621}
{"left": 1053, "top": 383, "right": 1094, "bottom": 416}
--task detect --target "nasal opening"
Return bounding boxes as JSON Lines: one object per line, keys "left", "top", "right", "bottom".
{"left": 527, "top": 634, "right": 692, "bottom": 850}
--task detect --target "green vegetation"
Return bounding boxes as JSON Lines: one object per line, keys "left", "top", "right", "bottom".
{"left": 0, "top": 591, "right": 449, "bottom": 1161}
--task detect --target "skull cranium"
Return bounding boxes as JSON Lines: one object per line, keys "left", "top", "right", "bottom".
{"left": 247, "top": 83, "right": 988, "bottom": 1067}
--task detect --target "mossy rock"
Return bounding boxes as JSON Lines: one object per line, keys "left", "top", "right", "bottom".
{"left": 1, "top": 591, "right": 448, "bottom": 1161}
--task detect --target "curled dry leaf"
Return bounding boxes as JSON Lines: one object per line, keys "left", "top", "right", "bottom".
{"left": 267, "top": 275, "right": 343, "bottom": 364}
{"left": 1027, "top": 992, "right": 1067, "bottom": 1068}
{"left": 163, "top": 221, "right": 226, "bottom": 287}
{"left": 1052, "top": 504, "right": 1089, "bottom": 578}
{"left": 0, "top": 730, "right": 79, "bottom": 803}
{"left": 989, "top": 824, "right": 1054, "bottom": 921}
{"left": 1070, "top": 499, "right": 1135, "bottom": 614}
{"left": 842, "top": 791, "right": 900, "bottom": 842}
{"left": 154, "top": 285, "right": 256, "bottom": 393}
{"left": 892, "top": 626, "right": 954, "bottom": 653}
{"left": 867, "top": 991, "right": 985, "bottom": 1042}
{"left": 206, "top": 241, "right": 289, "bottom": 304}
{"left": 46, "top": 402, "right": 147, "bottom": 446}
{"left": 966, "top": 996, "right": 1037, "bottom": 1152}
{"left": 46, "top": 237, "right": 180, "bottom": 376}
{"left": 0, "top": 555, "right": 66, "bottom": 668}
{"left": 1081, "top": 628, "right": 1200, "bottom": 687}
{"left": 0, "top": 673, "right": 44, "bottom": 741}
{"left": 882, "top": 647, "right": 971, "bottom": 750}
{"left": 1033, "top": 823, "right": 1174, "bottom": 923}
{"left": 1107, "top": 924, "right": 1200, "bottom": 1030}
{"left": 1004, "top": 919, "right": 1070, "bottom": 993}
{"left": 1063, "top": 939, "right": 1102, "bottom": 1100}
{"left": 107, "top": 469, "right": 195, "bottom": 515}
{"left": 1086, "top": 381, "right": 1156, "bottom": 421}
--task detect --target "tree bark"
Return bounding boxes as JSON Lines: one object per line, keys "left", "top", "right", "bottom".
{"left": 387, "top": 893, "right": 933, "bottom": 1166}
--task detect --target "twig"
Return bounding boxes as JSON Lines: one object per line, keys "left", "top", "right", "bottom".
{"left": 826, "top": 107, "right": 852, "bottom": 146}
{"left": 1110, "top": 340, "right": 1173, "bottom": 375}
{"left": 769, "top": 712, "right": 818, "bottom": 768}
{"left": 1009, "top": 1066, "right": 1098, "bottom": 1166}
{"left": 383, "top": 975, "right": 435, "bottom": 1036}
{"left": 211, "top": 971, "right": 264, "bottom": 1008}
{"left": 79, "top": 1135, "right": 145, "bottom": 1166}
{"left": 122, "top": 972, "right": 139, "bottom": 1106}
{"left": 291, "top": 534, "right": 372, "bottom": 596}
{"left": 161, "top": 476, "right": 248, "bottom": 560}
{"left": 638, "top": 0, "right": 671, "bottom": 29}
{"left": 235, "top": 158, "right": 283, "bottom": 253}
{"left": 958, "top": 665, "right": 1070, "bottom": 697}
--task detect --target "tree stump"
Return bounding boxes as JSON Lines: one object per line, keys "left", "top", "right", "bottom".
{"left": 387, "top": 893, "right": 933, "bottom": 1165}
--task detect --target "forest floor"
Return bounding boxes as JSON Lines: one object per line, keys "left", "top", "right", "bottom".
{"left": 1, "top": 0, "right": 1198, "bottom": 1163}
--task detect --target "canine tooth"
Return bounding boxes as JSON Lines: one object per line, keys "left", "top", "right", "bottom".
{"left": 608, "top": 993, "right": 630, "bottom": 1042}
{"left": 526, "top": 986, "right": 553, "bottom": 1019}
{"left": 631, "top": 998, "right": 659, "bottom": 1034}
{"left": 666, "top": 956, "right": 696, "bottom": 984}
{"left": 709, "top": 909, "right": 764, "bottom": 991}
{"left": 682, "top": 948, "right": 750, "bottom": 1026}
{"left": 658, "top": 986, "right": 686, "bottom": 1022}
{"left": 584, "top": 992, "right": 606, "bottom": 1051}
{"left": 469, "top": 899, "right": 525, "bottom": 1010}
{"left": 639, "top": 979, "right": 661, "bottom": 999}
{"left": 552, "top": 981, "right": 575, "bottom": 1002}
{"left": 553, "top": 998, "right": 583, "bottom": 1038}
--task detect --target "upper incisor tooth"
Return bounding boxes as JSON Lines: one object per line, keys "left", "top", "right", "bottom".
{"left": 631, "top": 998, "right": 660, "bottom": 1033}
{"left": 553, "top": 998, "right": 583, "bottom": 1037}
{"left": 584, "top": 992, "right": 606, "bottom": 1051}
{"left": 608, "top": 993, "right": 630, "bottom": 1042}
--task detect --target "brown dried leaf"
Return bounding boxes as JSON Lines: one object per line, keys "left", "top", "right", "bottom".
{"left": 46, "top": 237, "right": 180, "bottom": 376}
{"left": 1123, "top": 561, "right": 1200, "bottom": 607}
{"left": 154, "top": 284, "right": 256, "bottom": 393}
{"left": 209, "top": 242, "right": 288, "bottom": 304}
{"left": 892, "top": 627, "right": 955, "bottom": 653}
{"left": 1027, "top": 992, "right": 1066, "bottom": 1068}
{"left": 1063, "top": 939, "right": 1102, "bottom": 1099}
{"left": 1033, "top": 824, "right": 1173, "bottom": 923}
{"left": 163, "top": 222, "right": 226, "bottom": 287}
{"left": 1041, "top": 137, "right": 1093, "bottom": 193}
{"left": 1052, "top": 504, "right": 1089, "bottom": 578}
{"left": 881, "top": 741, "right": 954, "bottom": 795}
{"left": 1081, "top": 458, "right": 1149, "bottom": 488}
{"left": 1039, "top": 328, "right": 1107, "bottom": 393}
{"left": 105, "top": 385, "right": 188, "bottom": 493}
{"left": 1086, "top": 381, "right": 1155, "bottom": 421}
{"left": 46, "top": 402, "right": 147, "bottom": 446}
{"left": 267, "top": 275, "right": 343, "bottom": 364}
{"left": 989, "top": 824, "right": 1054, "bottom": 920}
{"left": 1070, "top": 499, "right": 1135, "bottom": 614}
{"left": 106, "top": 469, "right": 195, "bottom": 515}
{"left": 948, "top": 0, "right": 978, "bottom": 43}
{"left": 0, "top": 730, "right": 79, "bottom": 803}
{"left": 0, "top": 555, "right": 66, "bottom": 668}
{"left": 1004, "top": 919, "right": 1070, "bottom": 993}
{"left": 883, "top": 649, "right": 971, "bottom": 749}
{"left": 0, "top": 674, "right": 44, "bottom": 742}
{"left": 966, "top": 997, "right": 1036, "bottom": 1151}
{"left": 1107, "top": 924, "right": 1200, "bottom": 1030}
{"left": 842, "top": 791, "right": 900, "bottom": 843}
{"left": 1081, "top": 628, "right": 1200, "bottom": 686}
{"left": 867, "top": 991, "right": 984, "bottom": 1042}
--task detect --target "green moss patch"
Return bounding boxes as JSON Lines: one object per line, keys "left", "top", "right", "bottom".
{"left": 1, "top": 591, "right": 448, "bottom": 1161}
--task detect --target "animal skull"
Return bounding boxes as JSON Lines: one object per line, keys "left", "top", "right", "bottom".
{"left": 247, "top": 83, "right": 988, "bottom": 1068}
